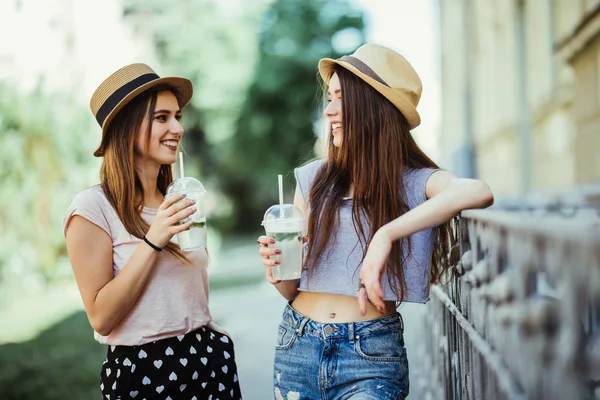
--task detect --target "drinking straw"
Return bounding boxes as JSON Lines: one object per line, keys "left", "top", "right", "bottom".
{"left": 278, "top": 174, "right": 284, "bottom": 205}
{"left": 278, "top": 174, "right": 284, "bottom": 218}
{"left": 179, "top": 152, "right": 185, "bottom": 178}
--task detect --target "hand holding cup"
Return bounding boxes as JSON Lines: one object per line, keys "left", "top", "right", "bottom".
{"left": 145, "top": 194, "right": 197, "bottom": 249}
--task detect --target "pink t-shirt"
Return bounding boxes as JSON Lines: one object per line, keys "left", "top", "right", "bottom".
{"left": 63, "top": 185, "right": 211, "bottom": 346}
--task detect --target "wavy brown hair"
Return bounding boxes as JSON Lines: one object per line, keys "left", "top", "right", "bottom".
{"left": 305, "top": 65, "right": 457, "bottom": 301}
{"left": 99, "top": 89, "right": 188, "bottom": 262}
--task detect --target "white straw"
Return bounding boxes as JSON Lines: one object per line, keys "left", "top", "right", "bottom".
{"left": 179, "top": 152, "right": 185, "bottom": 178}
{"left": 278, "top": 174, "right": 284, "bottom": 206}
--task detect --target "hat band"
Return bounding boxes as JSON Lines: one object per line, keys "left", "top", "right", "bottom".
{"left": 339, "top": 56, "right": 390, "bottom": 88}
{"left": 95, "top": 73, "right": 159, "bottom": 127}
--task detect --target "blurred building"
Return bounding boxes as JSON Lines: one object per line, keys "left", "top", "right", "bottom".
{"left": 438, "top": 0, "right": 600, "bottom": 199}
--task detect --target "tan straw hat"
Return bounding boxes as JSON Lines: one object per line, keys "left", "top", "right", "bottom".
{"left": 318, "top": 44, "right": 422, "bottom": 129}
{"left": 90, "top": 63, "right": 193, "bottom": 157}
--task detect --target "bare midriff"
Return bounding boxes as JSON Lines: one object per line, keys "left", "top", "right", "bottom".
{"left": 291, "top": 291, "right": 397, "bottom": 323}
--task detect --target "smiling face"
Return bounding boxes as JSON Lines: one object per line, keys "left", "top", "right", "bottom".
{"left": 135, "top": 90, "right": 183, "bottom": 167}
{"left": 324, "top": 73, "right": 343, "bottom": 148}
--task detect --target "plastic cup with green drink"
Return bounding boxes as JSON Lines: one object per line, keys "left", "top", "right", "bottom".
{"left": 165, "top": 153, "right": 207, "bottom": 251}
{"left": 261, "top": 175, "right": 305, "bottom": 280}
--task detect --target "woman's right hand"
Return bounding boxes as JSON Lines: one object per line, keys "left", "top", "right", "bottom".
{"left": 257, "top": 235, "right": 281, "bottom": 284}
{"left": 257, "top": 235, "right": 308, "bottom": 284}
{"left": 145, "top": 194, "right": 197, "bottom": 249}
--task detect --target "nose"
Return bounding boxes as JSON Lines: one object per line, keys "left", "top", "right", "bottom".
{"left": 324, "top": 98, "right": 339, "bottom": 118}
{"left": 170, "top": 118, "right": 184, "bottom": 136}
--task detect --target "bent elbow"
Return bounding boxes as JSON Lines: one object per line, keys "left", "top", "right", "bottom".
{"left": 94, "top": 324, "right": 113, "bottom": 337}
{"left": 95, "top": 326, "right": 113, "bottom": 337}
{"left": 284, "top": 289, "right": 299, "bottom": 302}
{"left": 478, "top": 182, "right": 494, "bottom": 208}
{"left": 452, "top": 179, "right": 494, "bottom": 211}
{"left": 90, "top": 316, "right": 113, "bottom": 337}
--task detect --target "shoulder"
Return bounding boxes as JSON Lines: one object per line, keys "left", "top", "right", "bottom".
{"left": 294, "top": 159, "right": 326, "bottom": 201}
{"left": 403, "top": 166, "right": 440, "bottom": 181}
{"left": 63, "top": 185, "right": 113, "bottom": 237}
{"left": 71, "top": 185, "right": 109, "bottom": 207}
{"left": 294, "top": 159, "right": 326, "bottom": 178}
{"left": 403, "top": 167, "right": 442, "bottom": 205}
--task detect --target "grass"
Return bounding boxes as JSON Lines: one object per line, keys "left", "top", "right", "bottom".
{"left": 0, "top": 311, "right": 105, "bottom": 400}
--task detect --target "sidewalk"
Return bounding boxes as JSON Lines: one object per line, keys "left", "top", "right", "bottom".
{"left": 207, "top": 234, "right": 266, "bottom": 289}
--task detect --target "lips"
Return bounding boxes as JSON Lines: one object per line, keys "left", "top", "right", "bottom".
{"left": 160, "top": 140, "right": 178, "bottom": 151}
{"left": 331, "top": 122, "right": 342, "bottom": 133}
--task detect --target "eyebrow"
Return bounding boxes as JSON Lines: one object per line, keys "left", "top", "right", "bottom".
{"left": 153, "top": 109, "right": 181, "bottom": 114}
{"left": 327, "top": 89, "right": 341, "bottom": 96}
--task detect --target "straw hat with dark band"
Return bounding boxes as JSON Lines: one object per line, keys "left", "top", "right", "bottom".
{"left": 90, "top": 63, "right": 193, "bottom": 157}
{"left": 318, "top": 43, "right": 422, "bottom": 130}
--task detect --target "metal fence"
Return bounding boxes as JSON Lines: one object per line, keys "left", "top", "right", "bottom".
{"left": 412, "top": 205, "right": 600, "bottom": 399}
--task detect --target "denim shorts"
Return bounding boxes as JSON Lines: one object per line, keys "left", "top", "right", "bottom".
{"left": 273, "top": 304, "right": 409, "bottom": 400}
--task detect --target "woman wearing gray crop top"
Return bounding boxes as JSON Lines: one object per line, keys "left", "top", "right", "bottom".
{"left": 257, "top": 44, "right": 494, "bottom": 399}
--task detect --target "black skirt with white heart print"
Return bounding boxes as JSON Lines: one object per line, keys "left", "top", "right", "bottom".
{"left": 100, "top": 326, "right": 242, "bottom": 399}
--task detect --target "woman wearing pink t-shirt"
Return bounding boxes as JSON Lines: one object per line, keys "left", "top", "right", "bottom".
{"left": 63, "top": 64, "right": 241, "bottom": 399}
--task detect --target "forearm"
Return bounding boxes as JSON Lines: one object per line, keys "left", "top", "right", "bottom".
{"left": 89, "top": 242, "right": 159, "bottom": 335}
{"left": 273, "top": 279, "right": 300, "bottom": 301}
{"left": 383, "top": 196, "right": 456, "bottom": 241}
{"left": 383, "top": 180, "right": 492, "bottom": 241}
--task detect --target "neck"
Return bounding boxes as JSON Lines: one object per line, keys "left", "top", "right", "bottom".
{"left": 135, "top": 158, "right": 162, "bottom": 206}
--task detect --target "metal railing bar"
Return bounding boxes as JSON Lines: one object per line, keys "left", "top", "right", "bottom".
{"left": 461, "top": 210, "right": 600, "bottom": 243}
{"left": 431, "top": 285, "right": 528, "bottom": 400}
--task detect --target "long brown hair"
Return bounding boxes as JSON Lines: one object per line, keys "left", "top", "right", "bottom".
{"left": 99, "top": 89, "right": 188, "bottom": 262}
{"left": 305, "top": 65, "right": 457, "bottom": 300}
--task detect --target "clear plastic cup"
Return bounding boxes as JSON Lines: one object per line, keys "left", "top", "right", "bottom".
{"left": 166, "top": 177, "right": 207, "bottom": 251}
{"left": 262, "top": 204, "right": 304, "bottom": 280}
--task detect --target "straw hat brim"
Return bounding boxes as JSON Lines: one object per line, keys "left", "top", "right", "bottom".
{"left": 94, "top": 77, "right": 193, "bottom": 157}
{"left": 318, "top": 58, "right": 421, "bottom": 130}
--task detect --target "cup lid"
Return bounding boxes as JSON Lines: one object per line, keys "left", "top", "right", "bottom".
{"left": 262, "top": 204, "right": 304, "bottom": 225}
{"left": 167, "top": 177, "right": 207, "bottom": 195}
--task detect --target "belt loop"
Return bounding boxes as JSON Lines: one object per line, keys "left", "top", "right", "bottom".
{"left": 296, "top": 317, "right": 309, "bottom": 337}
{"left": 348, "top": 322, "right": 355, "bottom": 344}
{"left": 399, "top": 313, "right": 404, "bottom": 332}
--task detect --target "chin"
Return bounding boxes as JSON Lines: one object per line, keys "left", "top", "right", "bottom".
{"left": 160, "top": 151, "right": 179, "bottom": 165}
{"left": 153, "top": 156, "right": 177, "bottom": 166}
{"left": 332, "top": 136, "right": 342, "bottom": 148}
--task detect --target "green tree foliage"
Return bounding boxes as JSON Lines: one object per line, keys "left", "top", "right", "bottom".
{"left": 122, "top": 0, "right": 364, "bottom": 233}
{"left": 219, "top": 0, "right": 365, "bottom": 232}
{"left": 0, "top": 84, "right": 96, "bottom": 299}
{"left": 123, "top": 0, "right": 269, "bottom": 178}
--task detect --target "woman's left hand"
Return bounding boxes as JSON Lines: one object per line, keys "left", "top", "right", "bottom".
{"left": 358, "top": 227, "right": 393, "bottom": 315}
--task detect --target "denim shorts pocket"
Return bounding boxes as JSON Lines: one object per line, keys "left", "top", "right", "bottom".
{"left": 354, "top": 329, "right": 405, "bottom": 362}
{"left": 274, "top": 323, "right": 297, "bottom": 350}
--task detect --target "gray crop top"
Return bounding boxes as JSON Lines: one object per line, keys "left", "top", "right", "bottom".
{"left": 294, "top": 160, "right": 438, "bottom": 303}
